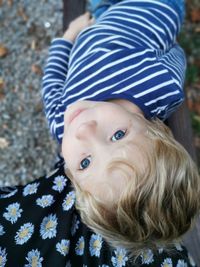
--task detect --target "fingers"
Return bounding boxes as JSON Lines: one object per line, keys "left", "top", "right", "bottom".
{"left": 83, "top": 11, "right": 91, "bottom": 18}
{"left": 90, "top": 17, "right": 95, "bottom": 24}
{"left": 82, "top": 11, "right": 95, "bottom": 25}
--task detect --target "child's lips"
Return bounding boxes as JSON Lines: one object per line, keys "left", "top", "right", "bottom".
{"left": 68, "top": 108, "right": 87, "bottom": 124}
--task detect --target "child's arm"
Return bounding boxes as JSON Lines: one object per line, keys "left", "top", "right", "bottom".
{"left": 42, "top": 12, "right": 94, "bottom": 142}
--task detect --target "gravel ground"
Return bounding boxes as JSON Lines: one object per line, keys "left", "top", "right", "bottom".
{"left": 0, "top": 0, "right": 64, "bottom": 186}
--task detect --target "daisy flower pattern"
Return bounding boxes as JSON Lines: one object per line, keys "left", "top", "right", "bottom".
{"left": 65, "top": 261, "right": 71, "bottom": 267}
{"left": 161, "top": 258, "right": 173, "bottom": 267}
{"left": 188, "top": 253, "right": 196, "bottom": 267}
{"left": 111, "top": 248, "right": 128, "bottom": 267}
{"left": 140, "top": 249, "right": 154, "bottom": 265}
{"left": 89, "top": 234, "right": 103, "bottom": 257}
{"left": 52, "top": 175, "right": 67, "bottom": 193}
{"left": 75, "top": 236, "right": 85, "bottom": 256}
{"left": 158, "top": 247, "right": 164, "bottom": 254}
{"left": 45, "top": 168, "right": 59, "bottom": 179}
{"left": 0, "top": 186, "right": 18, "bottom": 199}
{"left": 36, "top": 195, "right": 54, "bottom": 208}
{"left": 56, "top": 239, "right": 70, "bottom": 256}
{"left": 0, "top": 247, "right": 7, "bottom": 267}
{"left": 24, "top": 249, "right": 44, "bottom": 267}
{"left": 71, "top": 214, "right": 80, "bottom": 236}
{"left": 175, "top": 243, "right": 183, "bottom": 251}
{"left": 40, "top": 214, "right": 58, "bottom": 239}
{"left": 62, "top": 191, "right": 75, "bottom": 211}
{"left": 0, "top": 225, "right": 5, "bottom": 236}
{"left": 176, "top": 259, "right": 188, "bottom": 267}
{"left": 23, "top": 182, "right": 40, "bottom": 196}
{"left": 3, "top": 202, "right": 23, "bottom": 224}
{"left": 15, "top": 222, "right": 34, "bottom": 245}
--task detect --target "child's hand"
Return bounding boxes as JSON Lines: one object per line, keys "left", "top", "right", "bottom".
{"left": 63, "top": 12, "right": 95, "bottom": 42}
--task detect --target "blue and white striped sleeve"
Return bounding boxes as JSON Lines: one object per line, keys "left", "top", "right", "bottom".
{"left": 42, "top": 38, "right": 73, "bottom": 142}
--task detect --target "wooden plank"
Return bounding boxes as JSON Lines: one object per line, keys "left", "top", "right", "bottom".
{"left": 183, "top": 216, "right": 200, "bottom": 265}
{"left": 63, "top": 0, "right": 86, "bottom": 30}
{"left": 166, "top": 100, "right": 197, "bottom": 162}
{"left": 62, "top": 0, "right": 199, "bottom": 265}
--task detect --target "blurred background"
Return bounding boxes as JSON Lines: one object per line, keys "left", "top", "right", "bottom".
{"left": 0, "top": 0, "right": 200, "bottom": 186}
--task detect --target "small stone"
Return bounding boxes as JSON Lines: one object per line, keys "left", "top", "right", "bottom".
{"left": 31, "top": 40, "right": 37, "bottom": 50}
{"left": 31, "top": 64, "right": 43, "bottom": 75}
{"left": 0, "top": 137, "right": 9, "bottom": 149}
{"left": 18, "top": 6, "right": 29, "bottom": 22}
{"left": 0, "top": 44, "right": 9, "bottom": 58}
{"left": 44, "top": 21, "right": 51, "bottom": 28}
{"left": 7, "top": 0, "right": 13, "bottom": 7}
{"left": 0, "top": 77, "right": 5, "bottom": 90}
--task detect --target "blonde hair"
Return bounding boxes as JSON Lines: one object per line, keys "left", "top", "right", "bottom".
{"left": 66, "top": 118, "right": 200, "bottom": 260}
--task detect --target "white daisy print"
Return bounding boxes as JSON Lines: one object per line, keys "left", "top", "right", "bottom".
{"left": 140, "top": 249, "right": 154, "bottom": 264}
{"left": 71, "top": 214, "right": 80, "bottom": 236}
{"left": 40, "top": 214, "right": 58, "bottom": 239}
{"left": 24, "top": 249, "right": 43, "bottom": 267}
{"left": 65, "top": 261, "right": 71, "bottom": 267}
{"left": 15, "top": 222, "right": 34, "bottom": 245}
{"left": 0, "top": 186, "right": 18, "bottom": 199}
{"left": 188, "top": 253, "right": 196, "bottom": 267}
{"left": 111, "top": 247, "right": 128, "bottom": 267}
{"left": 52, "top": 175, "right": 67, "bottom": 193}
{"left": 56, "top": 239, "right": 70, "bottom": 256}
{"left": 161, "top": 258, "right": 173, "bottom": 267}
{"left": 75, "top": 236, "right": 85, "bottom": 256}
{"left": 174, "top": 243, "right": 183, "bottom": 251}
{"left": 158, "top": 247, "right": 164, "bottom": 254}
{"left": 36, "top": 195, "right": 54, "bottom": 208}
{"left": 89, "top": 234, "right": 103, "bottom": 257}
{"left": 45, "top": 168, "right": 60, "bottom": 179}
{"left": 3, "top": 202, "right": 23, "bottom": 224}
{"left": 176, "top": 259, "right": 187, "bottom": 267}
{"left": 0, "top": 224, "right": 5, "bottom": 236}
{"left": 62, "top": 191, "right": 75, "bottom": 211}
{"left": 0, "top": 247, "right": 7, "bottom": 267}
{"left": 23, "top": 182, "right": 40, "bottom": 196}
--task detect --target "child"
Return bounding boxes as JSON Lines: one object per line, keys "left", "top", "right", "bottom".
{"left": 42, "top": 0, "right": 199, "bottom": 261}
{"left": 0, "top": 1, "right": 198, "bottom": 266}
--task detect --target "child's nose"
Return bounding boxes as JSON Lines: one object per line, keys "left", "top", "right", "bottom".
{"left": 75, "top": 120, "right": 97, "bottom": 139}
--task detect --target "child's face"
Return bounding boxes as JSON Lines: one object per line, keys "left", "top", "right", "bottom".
{"left": 62, "top": 100, "right": 151, "bottom": 203}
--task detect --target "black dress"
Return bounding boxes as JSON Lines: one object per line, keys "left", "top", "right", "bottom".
{"left": 0, "top": 163, "right": 196, "bottom": 267}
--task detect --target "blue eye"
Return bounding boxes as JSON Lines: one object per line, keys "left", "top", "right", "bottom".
{"left": 111, "top": 130, "right": 126, "bottom": 142}
{"left": 79, "top": 156, "right": 91, "bottom": 170}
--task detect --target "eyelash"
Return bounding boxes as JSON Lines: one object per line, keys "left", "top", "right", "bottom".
{"left": 78, "top": 129, "right": 127, "bottom": 171}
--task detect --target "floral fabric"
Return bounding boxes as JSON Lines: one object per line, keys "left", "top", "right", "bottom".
{"left": 0, "top": 164, "right": 196, "bottom": 266}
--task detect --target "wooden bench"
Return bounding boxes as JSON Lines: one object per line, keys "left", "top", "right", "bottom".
{"left": 63, "top": 0, "right": 200, "bottom": 265}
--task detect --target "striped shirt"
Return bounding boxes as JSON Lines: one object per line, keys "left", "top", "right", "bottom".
{"left": 42, "top": 0, "right": 186, "bottom": 143}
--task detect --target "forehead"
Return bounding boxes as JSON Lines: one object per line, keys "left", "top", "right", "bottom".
{"left": 74, "top": 146, "right": 148, "bottom": 205}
